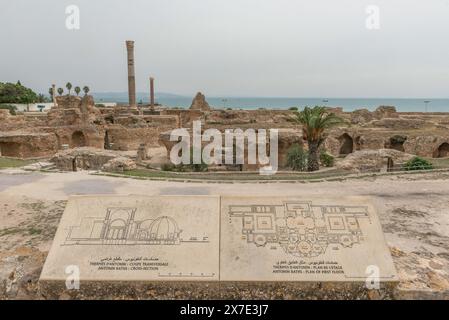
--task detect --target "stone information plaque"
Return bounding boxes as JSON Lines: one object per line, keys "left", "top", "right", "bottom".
{"left": 40, "top": 194, "right": 397, "bottom": 295}
{"left": 220, "top": 196, "right": 397, "bottom": 282}
{"left": 40, "top": 195, "right": 220, "bottom": 282}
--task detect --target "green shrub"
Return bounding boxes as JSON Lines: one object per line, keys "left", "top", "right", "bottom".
{"left": 403, "top": 157, "right": 433, "bottom": 171}
{"left": 0, "top": 104, "right": 17, "bottom": 115}
{"left": 161, "top": 163, "right": 175, "bottom": 171}
{"left": 320, "top": 151, "right": 335, "bottom": 167}
{"left": 286, "top": 144, "right": 308, "bottom": 171}
{"left": 187, "top": 162, "right": 208, "bottom": 172}
{"left": 184, "top": 147, "right": 208, "bottom": 172}
{"left": 390, "top": 135, "right": 407, "bottom": 145}
{"left": 288, "top": 106, "right": 298, "bottom": 111}
{"left": 0, "top": 82, "right": 39, "bottom": 104}
{"left": 162, "top": 147, "right": 209, "bottom": 172}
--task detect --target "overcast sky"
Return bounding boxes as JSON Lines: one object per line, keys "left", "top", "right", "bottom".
{"left": 1, "top": 0, "right": 449, "bottom": 97}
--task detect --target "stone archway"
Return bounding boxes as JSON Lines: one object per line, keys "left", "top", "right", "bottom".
{"left": 338, "top": 133, "right": 353, "bottom": 155}
{"left": 0, "top": 142, "right": 21, "bottom": 157}
{"left": 104, "top": 131, "right": 111, "bottom": 150}
{"left": 355, "top": 136, "right": 362, "bottom": 151}
{"left": 71, "top": 131, "right": 86, "bottom": 148}
{"left": 388, "top": 135, "right": 407, "bottom": 152}
{"left": 434, "top": 142, "right": 449, "bottom": 158}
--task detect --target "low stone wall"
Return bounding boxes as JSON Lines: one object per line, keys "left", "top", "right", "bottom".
{"left": 51, "top": 148, "right": 118, "bottom": 171}
{"left": 0, "top": 132, "right": 58, "bottom": 159}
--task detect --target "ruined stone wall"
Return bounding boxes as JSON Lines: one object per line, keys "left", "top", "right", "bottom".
{"left": 159, "top": 128, "right": 303, "bottom": 169}
{"left": 324, "top": 128, "right": 449, "bottom": 158}
{"left": 206, "top": 109, "right": 295, "bottom": 128}
{"left": 2, "top": 95, "right": 449, "bottom": 161}
{"left": 0, "top": 133, "right": 58, "bottom": 159}
{"left": 161, "top": 109, "right": 202, "bottom": 127}
{"left": 105, "top": 126, "right": 160, "bottom": 150}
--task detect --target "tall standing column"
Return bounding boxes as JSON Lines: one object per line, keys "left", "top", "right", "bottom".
{"left": 126, "top": 40, "right": 136, "bottom": 108}
{"left": 150, "top": 77, "right": 155, "bottom": 109}
{"left": 52, "top": 84, "right": 57, "bottom": 106}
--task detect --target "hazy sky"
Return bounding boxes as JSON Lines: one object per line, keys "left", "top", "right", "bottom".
{"left": 1, "top": 0, "right": 449, "bottom": 97}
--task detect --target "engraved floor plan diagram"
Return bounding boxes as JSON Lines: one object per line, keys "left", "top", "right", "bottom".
{"left": 64, "top": 207, "right": 209, "bottom": 245}
{"left": 228, "top": 201, "right": 371, "bottom": 258}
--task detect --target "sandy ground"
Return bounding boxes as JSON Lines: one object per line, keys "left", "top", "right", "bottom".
{"left": 0, "top": 169, "right": 448, "bottom": 299}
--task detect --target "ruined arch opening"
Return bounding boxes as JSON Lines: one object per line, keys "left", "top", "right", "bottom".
{"left": 55, "top": 134, "right": 61, "bottom": 150}
{"left": 104, "top": 131, "right": 111, "bottom": 150}
{"left": 0, "top": 142, "right": 22, "bottom": 157}
{"left": 71, "top": 131, "right": 86, "bottom": 148}
{"left": 355, "top": 136, "right": 362, "bottom": 151}
{"left": 338, "top": 133, "right": 353, "bottom": 155}
{"left": 434, "top": 142, "right": 449, "bottom": 158}
{"left": 388, "top": 135, "right": 407, "bottom": 152}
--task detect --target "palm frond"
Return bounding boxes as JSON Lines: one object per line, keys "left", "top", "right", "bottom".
{"left": 295, "top": 106, "right": 345, "bottom": 143}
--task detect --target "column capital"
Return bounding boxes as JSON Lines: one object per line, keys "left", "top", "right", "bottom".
{"left": 126, "top": 40, "right": 134, "bottom": 49}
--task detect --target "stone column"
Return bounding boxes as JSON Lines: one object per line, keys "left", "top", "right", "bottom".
{"left": 126, "top": 40, "right": 136, "bottom": 108}
{"left": 52, "top": 84, "right": 57, "bottom": 106}
{"left": 150, "top": 77, "right": 155, "bottom": 109}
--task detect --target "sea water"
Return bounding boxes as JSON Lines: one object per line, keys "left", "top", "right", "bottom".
{"left": 93, "top": 94, "right": 449, "bottom": 112}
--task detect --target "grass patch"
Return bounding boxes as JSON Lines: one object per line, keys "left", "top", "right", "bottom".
{"left": 121, "top": 168, "right": 349, "bottom": 181}
{"left": 0, "top": 227, "right": 23, "bottom": 237}
{"left": 429, "top": 157, "right": 449, "bottom": 168}
{"left": 0, "top": 157, "right": 36, "bottom": 169}
{"left": 27, "top": 228, "right": 42, "bottom": 235}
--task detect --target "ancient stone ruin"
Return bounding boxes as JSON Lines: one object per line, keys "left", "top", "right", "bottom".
{"left": 2, "top": 93, "right": 449, "bottom": 173}
{"left": 1, "top": 40, "right": 449, "bottom": 173}
{"left": 190, "top": 92, "right": 211, "bottom": 111}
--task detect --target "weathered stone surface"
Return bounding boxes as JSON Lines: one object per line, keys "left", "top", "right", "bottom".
{"left": 40, "top": 195, "right": 220, "bottom": 285}
{"left": 277, "top": 129, "right": 303, "bottom": 168}
{"left": 51, "top": 147, "right": 122, "bottom": 171}
{"left": 373, "top": 106, "right": 398, "bottom": 119}
{"left": 102, "top": 156, "right": 137, "bottom": 172}
{"left": 190, "top": 92, "right": 210, "bottom": 111}
{"left": 0, "top": 132, "right": 58, "bottom": 159}
{"left": 370, "top": 118, "right": 427, "bottom": 130}
{"left": 336, "top": 149, "right": 414, "bottom": 172}
{"left": 1, "top": 90, "right": 449, "bottom": 164}
{"left": 220, "top": 196, "right": 397, "bottom": 282}
{"left": 159, "top": 128, "right": 302, "bottom": 170}
{"left": 2, "top": 174, "right": 448, "bottom": 299}
{"left": 351, "top": 109, "right": 374, "bottom": 124}
{"left": 40, "top": 195, "right": 397, "bottom": 299}
{"left": 0, "top": 247, "right": 46, "bottom": 299}
{"left": 136, "top": 144, "right": 148, "bottom": 162}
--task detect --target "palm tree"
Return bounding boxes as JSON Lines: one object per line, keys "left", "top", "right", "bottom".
{"left": 83, "top": 86, "right": 90, "bottom": 95}
{"left": 48, "top": 87, "right": 54, "bottom": 99}
{"left": 294, "top": 106, "right": 344, "bottom": 172}
{"left": 57, "top": 87, "right": 64, "bottom": 96}
{"left": 74, "top": 86, "right": 81, "bottom": 96}
{"left": 66, "top": 82, "right": 72, "bottom": 95}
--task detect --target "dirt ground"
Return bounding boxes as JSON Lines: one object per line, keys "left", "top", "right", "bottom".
{"left": 0, "top": 169, "right": 448, "bottom": 299}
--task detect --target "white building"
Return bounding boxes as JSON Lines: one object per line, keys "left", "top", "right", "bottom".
{"left": 9, "top": 101, "right": 117, "bottom": 113}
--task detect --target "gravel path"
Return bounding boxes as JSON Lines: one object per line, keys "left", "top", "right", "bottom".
{"left": 0, "top": 170, "right": 448, "bottom": 299}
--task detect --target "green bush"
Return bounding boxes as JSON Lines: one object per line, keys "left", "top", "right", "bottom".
{"left": 0, "top": 104, "right": 17, "bottom": 115}
{"left": 161, "top": 163, "right": 175, "bottom": 171}
{"left": 286, "top": 144, "right": 308, "bottom": 171}
{"left": 0, "top": 82, "right": 39, "bottom": 104}
{"left": 161, "top": 147, "right": 209, "bottom": 172}
{"left": 320, "top": 151, "right": 335, "bottom": 167}
{"left": 288, "top": 107, "right": 298, "bottom": 111}
{"left": 403, "top": 157, "right": 433, "bottom": 171}
{"left": 183, "top": 147, "right": 208, "bottom": 172}
{"left": 390, "top": 135, "right": 407, "bottom": 145}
